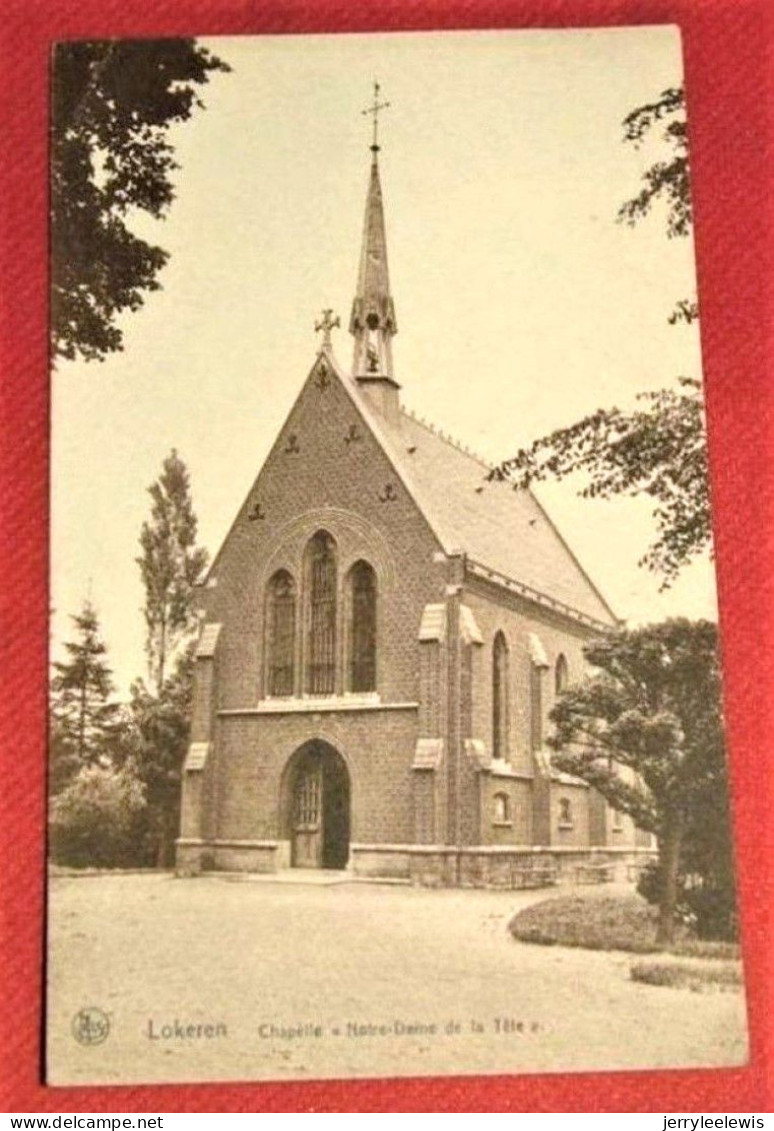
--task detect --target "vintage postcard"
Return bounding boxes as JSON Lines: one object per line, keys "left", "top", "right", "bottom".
{"left": 46, "top": 27, "right": 748, "bottom": 1086}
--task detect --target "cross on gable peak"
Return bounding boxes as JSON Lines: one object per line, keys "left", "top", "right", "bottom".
{"left": 315, "top": 308, "right": 340, "bottom": 351}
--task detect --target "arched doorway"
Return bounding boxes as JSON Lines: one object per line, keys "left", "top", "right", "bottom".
{"left": 287, "top": 741, "right": 351, "bottom": 869}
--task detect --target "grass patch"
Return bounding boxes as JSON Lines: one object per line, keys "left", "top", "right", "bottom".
{"left": 671, "top": 938, "right": 739, "bottom": 961}
{"left": 510, "top": 893, "right": 742, "bottom": 963}
{"left": 510, "top": 894, "right": 662, "bottom": 953}
{"left": 509, "top": 893, "right": 741, "bottom": 959}
{"left": 630, "top": 959, "right": 742, "bottom": 992}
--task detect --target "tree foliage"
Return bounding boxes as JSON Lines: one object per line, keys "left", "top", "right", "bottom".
{"left": 491, "top": 378, "right": 710, "bottom": 583}
{"left": 126, "top": 643, "right": 197, "bottom": 867}
{"left": 617, "top": 86, "right": 691, "bottom": 238}
{"left": 137, "top": 449, "right": 208, "bottom": 693}
{"left": 548, "top": 620, "right": 733, "bottom": 942}
{"left": 51, "top": 39, "right": 229, "bottom": 364}
{"left": 49, "top": 765, "right": 146, "bottom": 868}
{"left": 50, "top": 599, "right": 119, "bottom": 785}
{"left": 491, "top": 84, "right": 706, "bottom": 586}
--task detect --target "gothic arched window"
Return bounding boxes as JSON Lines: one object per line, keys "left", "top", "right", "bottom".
{"left": 493, "top": 792, "right": 510, "bottom": 824}
{"left": 305, "top": 531, "right": 337, "bottom": 695}
{"left": 348, "top": 560, "right": 377, "bottom": 692}
{"left": 492, "top": 631, "right": 509, "bottom": 761}
{"left": 266, "top": 570, "right": 296, "bottom": 697}
{"left": 555, "top": 653, "right": 569, "bottom": 696}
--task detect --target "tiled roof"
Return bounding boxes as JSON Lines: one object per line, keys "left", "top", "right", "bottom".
{"left": 324, "top": 353, "right": 616, "bottom": 628}
{"left": 376, "top": 407, "right": 617, "bottom": 627}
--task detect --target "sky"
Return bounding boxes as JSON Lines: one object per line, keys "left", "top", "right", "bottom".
{"left": 51, "top": 26, "right": 716, "bottom": 697}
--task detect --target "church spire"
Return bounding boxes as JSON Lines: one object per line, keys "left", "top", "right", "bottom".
{"left": 350, "top": 84, "right": 399, "bottom": 421}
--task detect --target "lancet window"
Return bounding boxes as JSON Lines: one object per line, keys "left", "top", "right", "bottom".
{"left": 492, "top": 631, "right": 509, "bottom": 761}
{"left": 266, "top": 570, "right": 296, "bottom": 697}
{"left": 555, "top": 653, "right": 569, "bottom": 696}
{"left": 305, "top": 531, "right": 338, "bottom": 695}
{"left": 347, "top": 560, "right": 377, "bottom": 692}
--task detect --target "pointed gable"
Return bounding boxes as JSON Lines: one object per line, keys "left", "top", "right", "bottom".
{"left": 204, "top": 123, "right": 617, "bottom": 635}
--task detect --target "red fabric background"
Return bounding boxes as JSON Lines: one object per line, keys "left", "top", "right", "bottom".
{"left": 1, "top": 0, "right": 771, "bottom": 1113}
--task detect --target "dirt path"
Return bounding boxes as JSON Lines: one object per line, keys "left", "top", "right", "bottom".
{"left": 47, "top": 873, "right": 748, "bottom": 1085}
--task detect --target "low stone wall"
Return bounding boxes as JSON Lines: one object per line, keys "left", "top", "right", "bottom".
{"left": 352, "top": 844, "right": 655, "bottom": 888}
{"left": 176, "top": 838, "right": 286, "bottom": 875}
{"left": 178, "top": 838, "right": 655, "bottom": 887}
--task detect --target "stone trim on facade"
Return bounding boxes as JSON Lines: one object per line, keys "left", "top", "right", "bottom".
{"left": 412, "top": 738, "right": 444, "bottom": 770}
{"left": 459, "top": 604, "right": 484, "bottom": 645}
{"left": 218, "top": 698, "right": 419, "bottom": 716}
{"left": 183, "top": 743, "right": 210, "bottom": 772}
{"left": 196, "top": 623, "right": 222, "bottom": 658}
{"left": 528, "top": 631, "right": 550, "bottom": 668}
{"left": 418, "top": 603, "right": 445, "bottom": 641}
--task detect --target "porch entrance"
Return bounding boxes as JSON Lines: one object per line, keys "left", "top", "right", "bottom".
{"left": 289, "top": 741, "right": 350, "bottom": 869}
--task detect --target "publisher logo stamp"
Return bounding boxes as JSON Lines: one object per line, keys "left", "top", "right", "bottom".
{"left": 72, "top": 1007, "right": 110, "bottom": 1046}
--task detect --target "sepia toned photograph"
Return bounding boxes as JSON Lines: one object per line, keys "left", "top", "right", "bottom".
{"left": 47, "top": 27, "right": 748, "bottom": 1086}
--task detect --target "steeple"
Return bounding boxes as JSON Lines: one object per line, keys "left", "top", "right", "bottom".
{"left": 350, "top": 83, "right": 400, "bottom": 424}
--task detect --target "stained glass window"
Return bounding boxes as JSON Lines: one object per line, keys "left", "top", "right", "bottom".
{"left": 266, "top": 570, "right": 296, "bottom": 697}
{"left": 348, "top": 560, "right": 377, "bottom": 692}
{"left": 306, "top": 532, "right": 337, "bottom": 695}
{"left": 493, "top": 631, "right": 509, "bottom": 760}
{"left": 555, "top": 653, "right": 569, "bottom": 695}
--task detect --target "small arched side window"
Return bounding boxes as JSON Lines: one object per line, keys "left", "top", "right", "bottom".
{"left": 555, "top": 653, "right": 569, "bottom": 696}
{"left": 493, "top": 792, "right": 510, "bottom": 824}
{"left": 266, "top": 570, "right": 297, "bottom": 697}
{"left": 558, "top": 797, "right": 573, "bottom": 827}
{"left": 492, "top": 631, "right": 509, "bottom": 761}
{"left": 305, "top": 531, "right": 337, "bottom": 695}
{"left": 348, "top": 560, "right": 377, "bottom": 692}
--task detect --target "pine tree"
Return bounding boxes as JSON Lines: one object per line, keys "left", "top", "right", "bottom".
{"left": 137, "top": 449, "right": 209, "bottom": 694}
{"left": 50, "top": 599, "right": 119, "bottom": 789}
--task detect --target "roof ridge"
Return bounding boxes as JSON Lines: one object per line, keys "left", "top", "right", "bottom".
{"left": 401, "top": 405, "right": 493, "bottom": 471}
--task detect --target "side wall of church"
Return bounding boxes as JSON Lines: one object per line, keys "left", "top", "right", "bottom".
{"left": 465, "top": 578, "right": 590, "bottom": 773}
{"left": 462, "top": 576, "right": 638, "bottom": 851}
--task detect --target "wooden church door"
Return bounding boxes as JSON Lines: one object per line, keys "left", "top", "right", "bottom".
{"left": 292, "top": 760, "right": 323, "bottom": 868}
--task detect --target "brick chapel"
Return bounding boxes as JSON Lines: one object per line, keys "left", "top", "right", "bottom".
{"left": 176, "top": 118, "right": 652, "bottom": 886}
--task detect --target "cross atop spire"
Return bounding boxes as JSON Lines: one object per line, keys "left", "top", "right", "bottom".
{"left": 350, "top": 85, "right": 399, "bottom": 421}
{"left": 361, "top": 81, "right": 390, "bottom": 153}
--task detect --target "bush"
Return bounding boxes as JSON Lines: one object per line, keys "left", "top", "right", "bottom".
{"left": 636, "top": 859, "right": 737, "bottom": 942}
{"left": 49, "top": 766, "right": 146, "bottom": 868}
